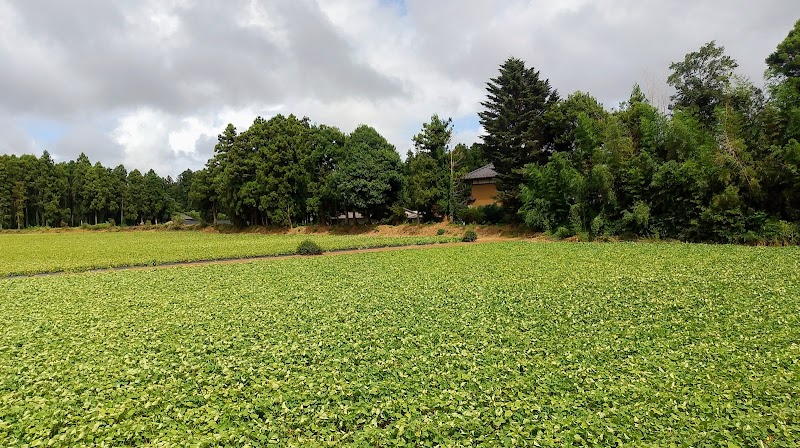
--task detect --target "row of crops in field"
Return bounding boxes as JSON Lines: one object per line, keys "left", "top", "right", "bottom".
{"left": 1, "top": 242, "right": 799, "bottom": 445}
{"left": 0, "top": 231, "right": 458, "bottom": 276}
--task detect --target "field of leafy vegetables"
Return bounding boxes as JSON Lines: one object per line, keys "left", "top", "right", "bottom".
{"left": 1, "top": 242, "right": 799, "bottom": 446}
{"left": 0, "top": 231, "right": 457, "bottom": 276}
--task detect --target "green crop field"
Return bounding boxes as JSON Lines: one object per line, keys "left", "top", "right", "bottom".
{"left": 1, "top": 242, "right": 799, "bottom": 446}
{"left": 0, "top": 231, "right": 457, "bottom": 276}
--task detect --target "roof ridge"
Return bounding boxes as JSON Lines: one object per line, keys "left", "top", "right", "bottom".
{"left": 464, "top": 163, "right": 497, "bottom": 180}
{"left": 465, "top": 163, "right": 494, "bottom": 177}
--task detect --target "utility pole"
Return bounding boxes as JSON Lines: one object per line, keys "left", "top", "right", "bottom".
{"left": 449, "top": 148, "right": 454, "bottom": 223}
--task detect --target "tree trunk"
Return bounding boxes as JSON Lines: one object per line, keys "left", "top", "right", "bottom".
{"left": 94, "top": 211, "right": 98, "bottom": 225}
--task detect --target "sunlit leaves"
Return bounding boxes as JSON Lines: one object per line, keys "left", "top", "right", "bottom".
{"left": 1, "top": 242, "right": 799, "bottom": 445}
{"left": 0, "top": 232, "right": 457, "bottom": 276}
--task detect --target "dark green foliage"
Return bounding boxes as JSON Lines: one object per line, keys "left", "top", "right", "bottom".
{"left": 307, "top": 125, "right": 347, "bottom": 223}
{"left": 436, "top": 228, "right": 445, "bottom": 236}
{"left": 296, "top": 239, "right": 323, "bottom": 255}
{"left": 208, "top": 116, "right": 312, "bottom": 227}
{"left": 519, "top": 152, "right": 584, "bottom": 232}
{"left": 0, "top": 115, "right": 406, "bottom": 230}
{"left": 330, "top": 125, "right": 406, "bottom": 224}
{"left": 546, "top": 91, "right": 608, "bottom": 153}
{"left": 553, "top": 226, "right": 572, "bottom": 239}
{"left": 3, "top": 20, "right": 800, "bottom": 243}
{"left": 668, "top": 41, "right": 738, "bottom": 126}
{"left": 477, "top": 204, "right": 503, "bottom": 224}
{"left": 406, "top": 115, "right": 453, "bottom": 221}
{"left": 0, "top": 152, "right": 174, "bottom": 229}
{"left": 767, "top": 19, "right": 800, "bottom": 80}
{"left": 462, "top": 229, "right": 477, "bottom": 242}
{"left": 459, "top": 207, "right": 484, "bottom": 224}
{"left": 760, "top": 219, "right": 800, "bottom": 245}
{"left": 479, "top": 57, "right": 559, "bottom": 214}
{"left": 510, "top": 21, "right": 800, "bottom": 244}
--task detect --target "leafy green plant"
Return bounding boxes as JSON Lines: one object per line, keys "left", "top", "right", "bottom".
{"left": 296, "top": 239, "right": 323, "bottom": 255}
{"left": 477, "top": 204, "right": 503, "bottom": 224}
{"left": 1, "top": 242, "right": 798, "bottom": 446}
{"left": 460, "top": 207, "right": 484, "bottom": 224}
{"left": 554, "top": 226, "right": 572, "bottom": 239}
{"left": 436, "top": 228, "right": 445, "bottom": 236}
{"left": 0, "top": 232, "right": 458, "bottom": 276}
{"left": 462, "top": 229, "right": 478, "bottom": 242}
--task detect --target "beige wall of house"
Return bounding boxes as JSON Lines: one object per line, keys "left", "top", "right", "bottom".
{"left": 470, "top": 183, "right": 499, "bottom": 207}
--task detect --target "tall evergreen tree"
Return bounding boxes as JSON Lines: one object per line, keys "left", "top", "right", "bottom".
{"left": 0, "top": 157, "right": 12, "bottom": 229}
{"left": 407, "top": 115, "right": 453, "bottom": 221}
{"left": 479, "top": 57, "right": 559, "bottom": 215}
{"left": 307, "top": 125, "right": 347, "bottom": 224}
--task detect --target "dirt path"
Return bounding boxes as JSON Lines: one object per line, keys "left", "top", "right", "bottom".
{"left": 11, "top": 238, "right": 524, "bottom": 278}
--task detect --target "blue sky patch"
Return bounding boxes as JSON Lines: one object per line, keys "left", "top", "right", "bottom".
{"left": 20, "top": 118, "right": 68, "bottom": 145}
{"left": 378, "top": 0, "right": 406, "bottom": 15}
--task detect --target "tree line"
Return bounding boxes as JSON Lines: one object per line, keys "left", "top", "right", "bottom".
{"left": 1, "top": 19, "right": 799, "bottom": 243}
{"left": 488, "top": 20, "right": 800, "bottom": 243}
{"left": 186, "top": 116, "right": 485, "bottom": 227}
{"left": 0, "top": 152, "right": 180, "bottom": 229}
{"left": 0, "top": 117, "right": 485, "bottom": 229}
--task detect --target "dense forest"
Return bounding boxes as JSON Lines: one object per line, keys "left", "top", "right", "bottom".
{"left": 1, "top": 20, "right": 799, "bottom": 243}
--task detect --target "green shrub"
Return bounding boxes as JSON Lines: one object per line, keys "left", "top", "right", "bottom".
{"left": 296, "top": 240, "right": 323, "bottom": 255}
{"left": 740, "top": 230, "right": 764, "bottom": 246}
{"left": 436, "top": 228, "right": 445, "bottom": 236}
{"left": 79, "top": 222, "right": 113, "bottom": 231}
{"left": 622, "top": 201, "right": 651, "bottom": 235}
{"left": 760, "top": 219, "right": 799, "bottom": 246}
{"left": 462, "top": 229, "right": 478, "bottom": 242}
{"left": 460, "top": 207, "right": 484, "bottom": 224}
{"left": 554, "top": 226, "right": 572, "bottom": 239}
{"left": 478, "top": 204, "right": 503, "bottom": 224}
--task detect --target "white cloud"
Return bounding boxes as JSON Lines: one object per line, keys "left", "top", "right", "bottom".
{"left": 113, "top": 109, "right": 173, "bottom": 174}
{"left": 1, "top": 0, "right": 799, "bottom": 175}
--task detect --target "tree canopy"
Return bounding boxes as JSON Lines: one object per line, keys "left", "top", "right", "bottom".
{"left": 479, "top": 57, "right": 559, "bottom": 213}
{"left": 2, "top": 18, "right": 800, "bottom": 244}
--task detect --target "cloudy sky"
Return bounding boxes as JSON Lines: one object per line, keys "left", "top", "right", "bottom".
{"left": 1, "top": 0, "right": 798, "bottom": 176}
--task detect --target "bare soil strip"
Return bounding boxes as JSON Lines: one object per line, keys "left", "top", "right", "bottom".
{"left": 7, "top": 238, "right": 522, "bottom": 279}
